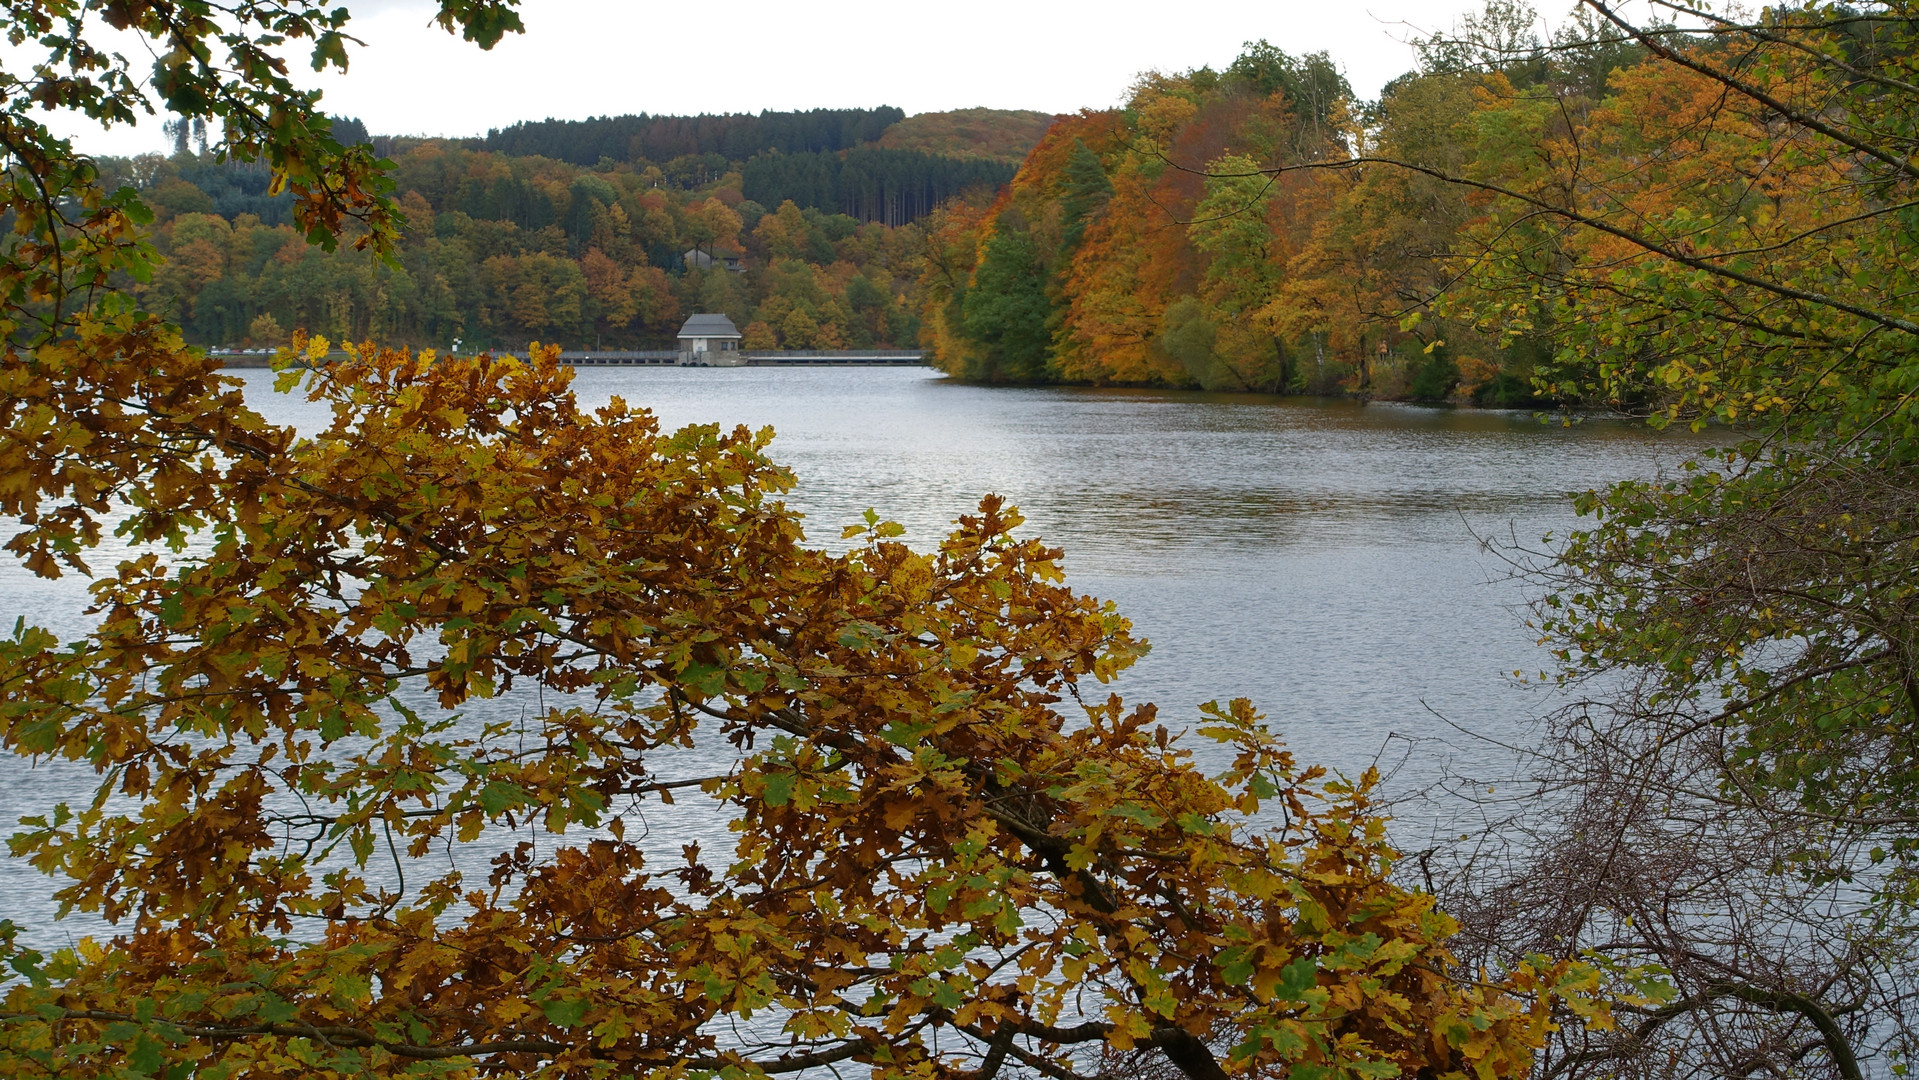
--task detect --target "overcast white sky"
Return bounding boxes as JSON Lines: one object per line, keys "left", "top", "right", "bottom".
{"left": 55, "top": 0, "right": 1522, "bottom": 157}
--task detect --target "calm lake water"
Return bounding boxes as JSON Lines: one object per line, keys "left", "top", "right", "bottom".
{"left": 0, "top": 364, "right": 1709, "bottom": 948}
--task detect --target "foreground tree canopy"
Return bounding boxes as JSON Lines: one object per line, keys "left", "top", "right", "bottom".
{"left": 0, "top": 1, "right": 1598, "bottom": 1078}
{"left": 0, "top": 339, "right": 1596, "bottom": 1079}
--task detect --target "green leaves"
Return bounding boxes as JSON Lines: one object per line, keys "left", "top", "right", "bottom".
{"left": 126, "top": 1030, "right": 167, "bottom": 1075}
{"left": 1275, "top": 955, "right": 1319, "bottom": 1000}
{"left": 759, "top": 769, "right": 796, "bottom": 807}
{"left": 540, "top": 995, "right": 590, "bottom": 1029}
{"left": 309, "top": 30, "right": 350, "bottom": 71}
{"left": 478, "top": 780, "right": 530, "bottom": 816}
{"left": 434, "top": 0, "right": 526, "bottom": 49}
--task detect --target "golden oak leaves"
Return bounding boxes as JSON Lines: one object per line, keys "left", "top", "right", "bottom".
{"left": 0, "top": 341, "right": 1586, "bottom": 1080}
{"left": 0, "top": 316, "right": 280, "bottom": 578}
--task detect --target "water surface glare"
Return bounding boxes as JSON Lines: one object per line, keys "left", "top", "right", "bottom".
{"left": 558, "top": 367, "right": 1700, "bottom": 772}
{"left": 0, "top": 364, "right": 1711, "bottom": 947}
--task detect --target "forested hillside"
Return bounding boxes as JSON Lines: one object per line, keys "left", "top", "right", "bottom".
{"left": 471, "top": 107, "right": 1016, "bottom": 223}
{"left": 118, "top": 103, "right": 1041, "bottom": 352}
{"left": 875, "top": 108, "right": 1058, "bottom": 161}
{"left": 742, "top": 149, "right": 1013, "bottom": 226}
{"left": 478, "top": 107, "right": 905, "bottom": 164}
{"left": 125, "top": 140, "right": 930, "bottom": 352}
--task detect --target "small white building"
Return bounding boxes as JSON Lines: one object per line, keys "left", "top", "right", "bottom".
{"left": 677, "top": 313, "right": 745, "bottom": 366}
{"left": 681, "top": 248, "right": 747, "bottom": 273}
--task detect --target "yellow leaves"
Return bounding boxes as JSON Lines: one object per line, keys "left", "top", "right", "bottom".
{"left": 1103, "top": 1006, "right": 1155, "bottom": 1051}
{"left": 0, "top": 335, "right": 1611, "bottom": 1080}
{"left": 885, "top": 551, "right": 935, "bottom": 604}
{"left": 881, "top": 799, "right": 918, "bottom": 830}
{"left": 785, "top": 1007, "right": 851, "bottom": 1041}
{"left": 1134, "top": 92, "right": 1200, "bottom": 144}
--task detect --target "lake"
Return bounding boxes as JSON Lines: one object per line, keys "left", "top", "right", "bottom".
{"left": 0, "top": 364, "right": 1708, "bottom": 947}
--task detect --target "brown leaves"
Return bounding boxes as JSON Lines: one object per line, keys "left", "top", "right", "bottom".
{"left": 0, "top": 339, "right": 1593, "bottom": 1079}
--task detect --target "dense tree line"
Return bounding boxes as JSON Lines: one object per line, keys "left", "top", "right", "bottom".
{"left": 124, "top": 139, "right": 927, "bottom": 352}
{"left": 479, "top": 107, "right": 905, "bottom": 165}
{"left": 142, "top": 155, "right": 294, "bottom": 226}
{"left": 742, "top": 148, "right": 1015, "bottom": 226}
{"left": 465, "top": 108, "right": 1013, "bottom": 224}
{"left": 873, "top": 107, "right": 1057, "bottom": 162}
{"left": 918, "top": 33, "right": 1628, "bottom": 402}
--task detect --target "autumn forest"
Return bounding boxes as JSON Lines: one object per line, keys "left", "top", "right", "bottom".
{"left": 125, "top": 106, "right": 1022, "bottom": 354}
{"left": 122, "top": 16, "right": 1759, "bottom": 408}
{"left": 6, "top": 1, "right": 1919, "bottom": 1079}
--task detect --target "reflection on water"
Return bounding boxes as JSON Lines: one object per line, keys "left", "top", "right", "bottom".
{"left": 0, "top": 364, "right": 1711, "bottom": 947}
{"left": 561, "top": 367, "right": 1703, "bottom": 774}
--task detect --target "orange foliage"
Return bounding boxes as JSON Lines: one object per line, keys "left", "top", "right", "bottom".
{"left": 0, "top": 329, "right": 1603, "bottom": 1079}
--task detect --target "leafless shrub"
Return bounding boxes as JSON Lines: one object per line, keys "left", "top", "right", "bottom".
{"left": 1395, "top": 453, "right": 1919, "bottom": 1079}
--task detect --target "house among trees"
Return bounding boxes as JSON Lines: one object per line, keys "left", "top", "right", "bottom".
{"left": 681, "top": 245, "right": 747, "bottom": 273}
{"left": 677, "top": 313, "right": 745, "bottom": 366}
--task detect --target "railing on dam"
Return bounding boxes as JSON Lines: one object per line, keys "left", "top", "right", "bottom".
{"left": 743, "top": 350, "right": 923, "bottom": 365}
{"left": 549, "top": 350, "right": 681, "bottom": 364}
{"left": 209, "top": 348, "right": 928, "bottom": 367}
{"left": 557, "top": 349, "right": 925, "bottom": 366}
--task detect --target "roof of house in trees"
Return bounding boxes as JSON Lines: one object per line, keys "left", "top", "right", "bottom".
{"left": 677, "top": 313, "right": 742, "bottom": 339}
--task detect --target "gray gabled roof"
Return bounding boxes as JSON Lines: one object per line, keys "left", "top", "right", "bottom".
{"left": 677, "top": 313, "right": 742, "bottom": 339}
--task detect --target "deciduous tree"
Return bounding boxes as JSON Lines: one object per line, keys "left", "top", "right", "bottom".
{"left": 0, "top": 4, "right": 1602, "bottom": 1077}
{"left": 1379, "top": 4, "right": 1919, "bottom": 1076}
